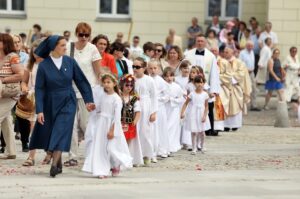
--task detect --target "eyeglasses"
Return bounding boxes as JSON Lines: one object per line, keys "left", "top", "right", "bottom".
{"left": 124, "top": 84, "right": 134, "bottom": 88}
{"left": 132, "top": 65, "right": 143, "bottom": 70}
{"left": 78, "top": 33, "right": 90, "bottom": 38}
{"left": 155, "top": 49, "right": 162, "bottom": 53}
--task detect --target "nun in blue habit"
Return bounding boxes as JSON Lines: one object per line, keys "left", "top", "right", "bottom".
{"left": 29, "top": 35, "right": 95, "bottom": 177}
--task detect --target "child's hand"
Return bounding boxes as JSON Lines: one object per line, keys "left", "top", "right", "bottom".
{"left": 201, "top": 116, "right": 206, "bottom": 123}
{"left": 180, "top": 113, "right": 185, "bottom": 119}
{"left": 107, "top": 130, "right": 114, "bottom": 140}
{"left": 149, "top": 113, "right": 156, "bottom": 123}
{"left": 86, "top": 103, "right": 96, "bottom": 112}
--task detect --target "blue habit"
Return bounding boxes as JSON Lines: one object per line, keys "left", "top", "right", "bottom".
{"left": 29, "top": 55, "right": 93, "bottom": 152}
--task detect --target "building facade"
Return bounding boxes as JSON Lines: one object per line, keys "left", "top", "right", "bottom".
{"left": 0, "top": 0, "right": 299, "bottom": 58}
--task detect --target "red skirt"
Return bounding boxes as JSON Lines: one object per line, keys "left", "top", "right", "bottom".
{"left": 122, "top": 123, "right": 137, "bottom": 140}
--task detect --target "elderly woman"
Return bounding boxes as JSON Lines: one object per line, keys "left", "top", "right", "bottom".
{"left": 282, "top": 46, "right": 300, "bottom": 104}
{"left": 0, "top": 33, "right": 23, "bottom": 159}
{"left": 30, "top": 35, "right": 95, "bottom": 177}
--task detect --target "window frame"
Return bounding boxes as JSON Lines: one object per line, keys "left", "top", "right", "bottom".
{"left": 97, "top": 0, "right": 131, "bottom": 19}
{"left": 0, "top": 0, "right": 26, "bottom": 15}
{"left": 205, "top": 0, "right": 242, "bottom": 21}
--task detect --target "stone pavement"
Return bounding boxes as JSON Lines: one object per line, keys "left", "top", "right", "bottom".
{"left": 0, "top": 95, "right": 300, "bottom": 199}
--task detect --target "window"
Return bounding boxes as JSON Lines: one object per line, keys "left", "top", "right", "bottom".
{"left": 98, "top": 0, "right": 130, "bottom": 18}
{"left": 206, "top": 0, "right": 241, "bottom": 20}
{"left": 0, "top": 0, "right": 25, "bottom": 15}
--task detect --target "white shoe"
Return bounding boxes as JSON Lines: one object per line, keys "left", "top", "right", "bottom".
{"left": 151, "top": 157, "right": 158, "bottom": 163}
{"left": 191, "top": 151, "right": 197, "bottom": 155}
{"left": 160, "top": 154, "right": 168, "bottom": 158}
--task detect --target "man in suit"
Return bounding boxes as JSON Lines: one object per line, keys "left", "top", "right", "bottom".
{"left": 185, "top": 34, "right": 220, "bottom": 136}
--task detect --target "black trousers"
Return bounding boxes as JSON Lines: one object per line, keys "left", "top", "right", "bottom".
{"left": 16, "top": 116, "right": 31, "bottom": 145}
{"left": 254, "top": 54, "right": 260, "bottom": 76}
{"left": 205, "top": 102, "right": 214, "bottom": 135}
{"left": 0, "top": 131, "right": 6, "bottom": 148}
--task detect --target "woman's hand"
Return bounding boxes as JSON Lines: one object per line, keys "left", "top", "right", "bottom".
{"left": 86, "top": 103, "right": 96, "bottom": 112}
{"left": 37, "top": 113, "right": 45, "bottom": 125}
{"left": 21, "top": 83, "right": 29, "bottom": 95}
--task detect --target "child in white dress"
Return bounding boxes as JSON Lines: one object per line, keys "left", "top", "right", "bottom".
{"left": 148, "top": 60, "right": 169, "bottom": 159}
{"left": 181, "top": 76, "right": 209, "bottom": 155}
{"left": 163, "top": 67, "right": 185, "bottom": 153}
{"left": 82, "top": 74, "right": 132, "bottom": 178}
{"left": 133, "top": 57, "right": 158, "bottom": 166}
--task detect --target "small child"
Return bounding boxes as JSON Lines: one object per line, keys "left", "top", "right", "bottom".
{"left": 82, "top": 74, "right": 132, "bottom": 178}
{"left": 119, "top": 74, "right": 143, "bottom": 166}
{"left": 181, "top": 76, "right": 209, "bottom": 155}
{"left": 175, "top": 60, "right": 190, "bottom": 91}
{"left": 133, "top": 57, "right": 158, "bottom": 166}
{"left": 163, "top": 67, "right": 185, "bottom": 153}
{"left": 148, "top": 60, "right": 169, "bottom": 159}
{"left": 175, "top": 60, "right": 191, "bottom": 150}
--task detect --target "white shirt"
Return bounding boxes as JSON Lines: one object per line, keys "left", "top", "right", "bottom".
{"left": 239, "top": 49, "right": 255, "bottom": 71}
{"left": 66, "top": 42, "right": 101, "bottom": 87}
{"left": 258, "top": 31, "right": 278, "bottom": 46}
{"left": 50, "top": 56, "right": 63, "bottom": 70}
{"left": 130, "top": 45, "right": 143, "bottom": 58}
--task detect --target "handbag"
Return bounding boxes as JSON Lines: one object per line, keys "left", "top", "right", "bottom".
{"left": 0, "top": 81, "right": 21, "bottom": 98}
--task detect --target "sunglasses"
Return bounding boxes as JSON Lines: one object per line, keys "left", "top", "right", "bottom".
{"left": 124, "top": 84, "right": 134, "bottom": 88}
{"left": 155, "top": 49, "right": 162, "bottom": 53}
{"left": 132, "top": 65, "right": 143, "bottom": 70}
{"left": 78, "top": 33, "right": 90, "bottom": 38}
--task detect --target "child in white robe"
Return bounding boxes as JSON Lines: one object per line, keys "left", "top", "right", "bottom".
{"left": 148, "top": 60, "right": 170, "bottom": 159}
{"left": 163, "top": 67, "right": 185, "bottom": 153}
{"left": 82, "top": 74, "right": 132, "bottom": 178}
{"left": 119, "top": 74, "right": 143, "bottom": 166}
{"left": 133, "top": 57, "right": 158, "bottom": 166}
{"left": 181, "top": 76, "right": 209, "bottom": 155}
{"left": 175, "top": 60, "right": 191, "bottom": 150}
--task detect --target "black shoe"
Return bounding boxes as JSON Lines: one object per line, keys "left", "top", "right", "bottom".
{"left": 0, "top": 147, "right": 4, "bottom": 153}
{"left": 211, "top": 130, "right": 219, "bottom": 136}
{"left": 232, "top": 128, "right": 238, "bottom": 131}
{"left": 50, "top": 166, "right": 59, "bottom": 177}
{"left": 187, "top": 148, "right": 192, "bottom": 151}
{"left": 224, "top": 128, "right": 230, "bottom": 132}
{"left": 205, "top": 130, "right": 212, "bottom": 136}
{"left": 57, "top": 160, "right": 63, "bottom": 174}
{"left": 22, "top": 143, "right": 29, "bottom": 152}
{"left": 250, "top": 107, "right": 261, "bottom": 111}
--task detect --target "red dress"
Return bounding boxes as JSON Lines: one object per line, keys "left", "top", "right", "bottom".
{"left": 121, "top": 95, "right": 139, "bottom": 140}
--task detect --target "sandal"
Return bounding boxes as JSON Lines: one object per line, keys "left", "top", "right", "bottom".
{"left": 41, "top": 154, "right": 52, "bottom": 165}
{"left": 22, "top": 158, "right": 35, "bottom": 166}
{"left": 63, "top": 159, "right": 78, "bottom": 167}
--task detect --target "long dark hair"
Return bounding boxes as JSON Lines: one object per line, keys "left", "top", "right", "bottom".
{"left": 92, "top": 34, "right": 110, "bottom": 53}
{"left": 0, "top": 33, "right": 16, "bottom": 55}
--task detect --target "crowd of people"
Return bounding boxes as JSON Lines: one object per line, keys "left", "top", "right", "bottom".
{"left": 0, "top": 16, "right": 299, "bottom": 179}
